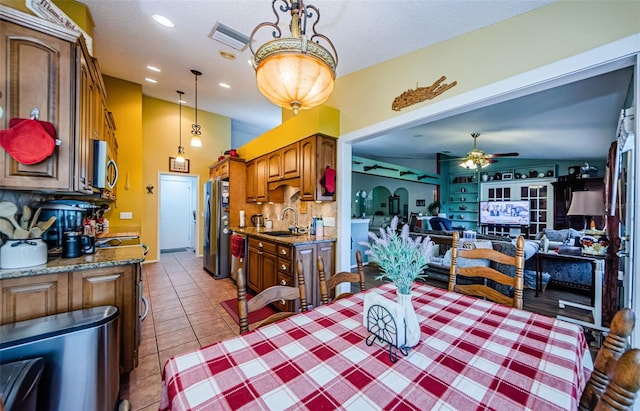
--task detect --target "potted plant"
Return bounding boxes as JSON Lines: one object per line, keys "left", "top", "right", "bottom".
{"left": 427, "top": 200, "right": 440, "bottom": 216}
{"left": 364, "top": 216, "right": 432, "bottom": 347}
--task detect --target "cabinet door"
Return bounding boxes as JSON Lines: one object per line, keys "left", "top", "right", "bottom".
{"left": 247, "top": 245, "right": 261, "bottom": 292}
{"left": 262, "top": 251, "right": 278, "bottom": 290}
{"left": 267, "top": 150, "right": 282, "bottom": 182}
{"left": 281, "top": 142, "right": 300, "bottom": 180}
{"left": 315, "top": 136, "right": 336, "bottom": 201}
{"left": 0, "top": 273, "right": 69, "bottom": 324}
{"left": 300, "top": 136, "right": 316, "bottom": 201}
{"left": 245, "top": 159, "right": 256, "bottom": 202}
{"left": 0, "top": 22, "right": 75, "bottom": 190}
{"left": 295, "top": 244, "right": 318, "bottom": 309}
{"left": 77, "top": 49, "right": 94, "bottom": 193}
{"left": 255, "top": 156, "right": 268, "bottom": 202}
{"left": 71, "top": 265, "right": 139, "bottom": 373}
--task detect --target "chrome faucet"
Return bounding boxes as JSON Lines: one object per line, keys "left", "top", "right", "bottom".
{"left": 281, "top": 207, "right": 298, "bottom": 232}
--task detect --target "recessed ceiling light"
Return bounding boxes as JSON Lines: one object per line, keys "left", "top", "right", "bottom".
{"left": 145, "top": 78, "right": 157, "bottom": 83}
{"left": 147, "top": 65, "right": 161, "bottom": 72}
{"left": 219, "top": 83, "right": 230, "bottom": 89}
{"left": 152, "top": 15, "right": 174, "bottom": 28}
{"left": 219, "top": 50, "right": 236, "bottom": 60}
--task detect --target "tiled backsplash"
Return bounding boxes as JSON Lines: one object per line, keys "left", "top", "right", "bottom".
{"left": 260, "top": 186, "right": 337, "bottom": 235}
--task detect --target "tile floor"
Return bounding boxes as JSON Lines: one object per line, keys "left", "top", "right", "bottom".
{"left": 118, "top": 250, "right": 242, "bottom": 410}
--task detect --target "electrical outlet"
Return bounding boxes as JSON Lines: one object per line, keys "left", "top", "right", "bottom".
{"left": 323, "top": 216, "right": 336, "bottom": 227}
{"left": 120, "top": 212, "right": 133, "bottom": 220}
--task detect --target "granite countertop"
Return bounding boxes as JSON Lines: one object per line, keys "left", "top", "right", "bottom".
{"left": 231, "top": 227, "right": 337, "bottom": 245}
{"left": 0, "top": 245, "right": 145, "bottom": 280}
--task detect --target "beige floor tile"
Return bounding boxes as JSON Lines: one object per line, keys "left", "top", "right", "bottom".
{"left": 156, "top": 326, "right": 197, "bottom": 352}
{"left": 126, "top": 372, "right": 163, "bottom": 411}
{"left": 192, "top": 320, "right": 234, "bottom": 340}
{"left": 131, "top": 352, "right": 160, "bottom": 380}
{"left": 198, "top": 327, "right": 237, "bottom": 347}
{"left": 152, "top": 306, "right": 186, "bottom": 323}
{"left": 187, "top": 309, "right": 221, "bottom": 325}
{"left": 154, "top": 315, "right": 190, "bottom": 336}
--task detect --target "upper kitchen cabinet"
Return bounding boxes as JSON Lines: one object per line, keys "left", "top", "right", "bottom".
{"left": 300, "top": 134, "right": 337, "bottom": 202}
{"left": 0, "top": 7, "right": 112, "bottom": 194}
{"left": 268, "top": 141, "right": 300, "bottom": 182}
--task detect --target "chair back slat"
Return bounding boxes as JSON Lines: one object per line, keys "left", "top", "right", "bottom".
{"left": 318, "top": 250, "right": 365, "bottom": 304}
{"left": 448, "top": 231, "right": 524, "bottom": 309}
{"left": 236, "top": 261, "right": 308, "bottom": 334}
{"left": 580, "top": 308, "right": 636, "bottom": 410}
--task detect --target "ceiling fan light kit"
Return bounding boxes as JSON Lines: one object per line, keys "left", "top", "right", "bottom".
{"left": 249, "top": 0, "right": 338, "bottom": 115}
{"left": 458, "top": 132, "right": 518, "bottom": 169}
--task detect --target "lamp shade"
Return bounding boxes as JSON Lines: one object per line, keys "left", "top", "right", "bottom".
{"left": 566, "top": 191, "right": 605, "bottom": 216}
{"left": 255, "top": 41, "right": 335, "bottom": 114}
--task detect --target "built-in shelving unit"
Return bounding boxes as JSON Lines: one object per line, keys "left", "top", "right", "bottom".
{"left": 447, "top": 173, "right": 479, "bottom": 230}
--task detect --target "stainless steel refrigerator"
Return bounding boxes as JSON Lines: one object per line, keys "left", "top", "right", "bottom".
{"left": 203, "top": 179, "right": 230, "bottom": 278}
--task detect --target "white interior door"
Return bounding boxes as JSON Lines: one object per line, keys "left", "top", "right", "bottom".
{"left": 160, "top": 174, "right": 195, "bottom": 251}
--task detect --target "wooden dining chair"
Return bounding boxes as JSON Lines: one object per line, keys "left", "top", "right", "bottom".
{"left": 594, "top": 348, "right": 640, "bottom": 411}
{"left": 448, "top": 230, "right": 525, "bottom": 309}
{"left": 579, "top": 308, "right": 636, "bottom": 411}
{"left": 236, "top": 261, "right": 308, "bottom": 334}
{"left": 318, "top": 250, "right": 365, "bottom": 304}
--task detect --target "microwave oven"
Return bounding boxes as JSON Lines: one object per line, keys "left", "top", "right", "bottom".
{"left": 93, "top": 140, "right": 118, "bottom": 190}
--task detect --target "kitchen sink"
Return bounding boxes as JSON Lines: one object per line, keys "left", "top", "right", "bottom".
{"left": 263, "top": 231, "right": 300, "bottom": 237}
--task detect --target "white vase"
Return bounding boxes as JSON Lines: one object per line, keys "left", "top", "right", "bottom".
{"left": 396, "top": 290, "right": 421, "bottom": 348}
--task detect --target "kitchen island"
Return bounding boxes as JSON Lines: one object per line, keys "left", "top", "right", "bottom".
{"left": 231, "top": 227, "right": 336, "bottom": 310}
{"left": 0, "top": 245, "right": 145, "bottom": 373}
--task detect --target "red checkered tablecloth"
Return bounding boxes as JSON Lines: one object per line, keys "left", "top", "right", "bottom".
{"left": 160, "top": 283, "right": 590, "bottom": 410}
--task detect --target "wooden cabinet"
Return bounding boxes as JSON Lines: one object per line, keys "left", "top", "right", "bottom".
{"left": 268, "top": 142, "right": 300, "bottom": 182}
{"left": 300, "top": 134, "right": 337, "bottom": 201}
{"left": 0, "top": 263, "right": 140, "bottom": 373}
{"left": 245, "top": 156, "right": 268, "bottom": 203}
{"left": 245, "top": 159, "right": 256, "bottom": 202}
{"left": 247, "top": 237, "right": 278, "bottom": 294}
{"left": 447, "top": 173, "right": 479, "bottom": 230}
{"left": 0, "top": 13, "right": 76, "bottom": 191}
{"left": 246, "top": 235, "right": 335, "bottom": 311}
{"left": 552, "top": 177, "right": 604, "bottom": 230}
{"left": 0, "top": 8, "right": 114, "bottom": 195}
{"left": 0, "top": 273, "right": 69, "bottom": 324}
{"left": 210, "top": 157, "right": 231, "bottom": 180}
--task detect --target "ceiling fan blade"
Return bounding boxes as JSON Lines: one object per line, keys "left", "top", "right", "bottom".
{"left": 487, "top": 152, "right": 519, "bottom": 158}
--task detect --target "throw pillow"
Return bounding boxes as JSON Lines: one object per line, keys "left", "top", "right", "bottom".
{"left": 542, "top": 229, "right": 568, "bottom": 242}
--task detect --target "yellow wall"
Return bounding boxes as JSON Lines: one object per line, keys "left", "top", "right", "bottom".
{"left": 103, "top": 76, "right": 143, "bottom": 235}
{"left": 329, "top": 0, "right": 640, "bottom": 135}
{"left": 239, "top": 105, "right": 340, "bottom": 160}
{"left": 141, "top": 96, "right": 231, "bottom": 261}
{"left": 0, "top": 0, "right": 30, "bottom": 13}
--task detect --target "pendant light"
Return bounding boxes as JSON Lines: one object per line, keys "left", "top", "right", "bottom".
{"left": 249, "top": 0, "right": 338, "bottom": 115}
{"left": 176, "top": 90, "right": 186, "bottom": 163}
{"left": 190, "top": 69, "right": 203, "bottom": 147}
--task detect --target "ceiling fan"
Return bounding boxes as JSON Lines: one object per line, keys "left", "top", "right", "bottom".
{"left": 458, "top": 132, "right": 519, "bottom": 169}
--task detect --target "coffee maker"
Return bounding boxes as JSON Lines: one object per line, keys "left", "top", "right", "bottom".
{"left": 35, "top": 200, "right": 97, "bottom": 251}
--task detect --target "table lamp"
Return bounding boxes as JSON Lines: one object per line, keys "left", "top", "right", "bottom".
{"left": 566, "top": 191, "right": 605, "bottom": 230}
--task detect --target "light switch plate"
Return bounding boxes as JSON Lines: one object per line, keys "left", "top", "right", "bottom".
{"left": 324, "top": 216, "right": 336, "bottom": 227}
{"left": 120, "top": 212, "right": 133, "bottom": 220}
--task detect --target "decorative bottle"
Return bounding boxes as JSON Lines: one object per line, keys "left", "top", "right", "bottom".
{"left": 541, "top": 234, "right": 549, "bottom": 253}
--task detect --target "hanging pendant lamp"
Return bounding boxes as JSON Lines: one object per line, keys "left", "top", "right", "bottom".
{"left": 249, "top": 0, "right": 338, "bottom": 115}
{"left": 190, "top": 69, "right": 203, "bottom": 147}
{"left": 176, "top": 90, "right": 186, "bottom": 163}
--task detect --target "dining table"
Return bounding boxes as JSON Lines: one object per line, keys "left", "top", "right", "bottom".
{"left": 160, "top": 282, "right": 592, "bottom": 411}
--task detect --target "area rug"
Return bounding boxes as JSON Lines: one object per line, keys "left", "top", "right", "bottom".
{"left": 220, "top": 296, "right": 276, "bottom": 325}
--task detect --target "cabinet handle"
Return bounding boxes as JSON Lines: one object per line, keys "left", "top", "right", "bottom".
{"left": 258, "top": 242, "right": 263, "bottom": 248}
{"left": 279, "top": 299, "right": 285, "bottom": 305}
{"left": 280, "top": 279, "right": 287, "bottom": 285}
{"left": 281, "top": 249, "right": 287, "bottom": 255}
{"left": 281, "top": 264, "right": 286, "bottom": 270}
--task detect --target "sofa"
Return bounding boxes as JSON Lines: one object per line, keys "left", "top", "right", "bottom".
{"left": 367, "top": 215, "right": 393, "bottom": 232}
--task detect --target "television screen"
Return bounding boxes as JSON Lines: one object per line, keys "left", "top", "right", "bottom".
{"left": 480, "top": 200, "right": 530, "bottom": 225}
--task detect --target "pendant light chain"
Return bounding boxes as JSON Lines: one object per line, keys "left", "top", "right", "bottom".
{"left": 176, "top": 90, "right": 186, "bottom": 162}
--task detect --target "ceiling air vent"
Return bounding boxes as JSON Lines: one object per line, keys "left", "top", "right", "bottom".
{"left": 208, "top": 22, "right": 250, "bottom": 51}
